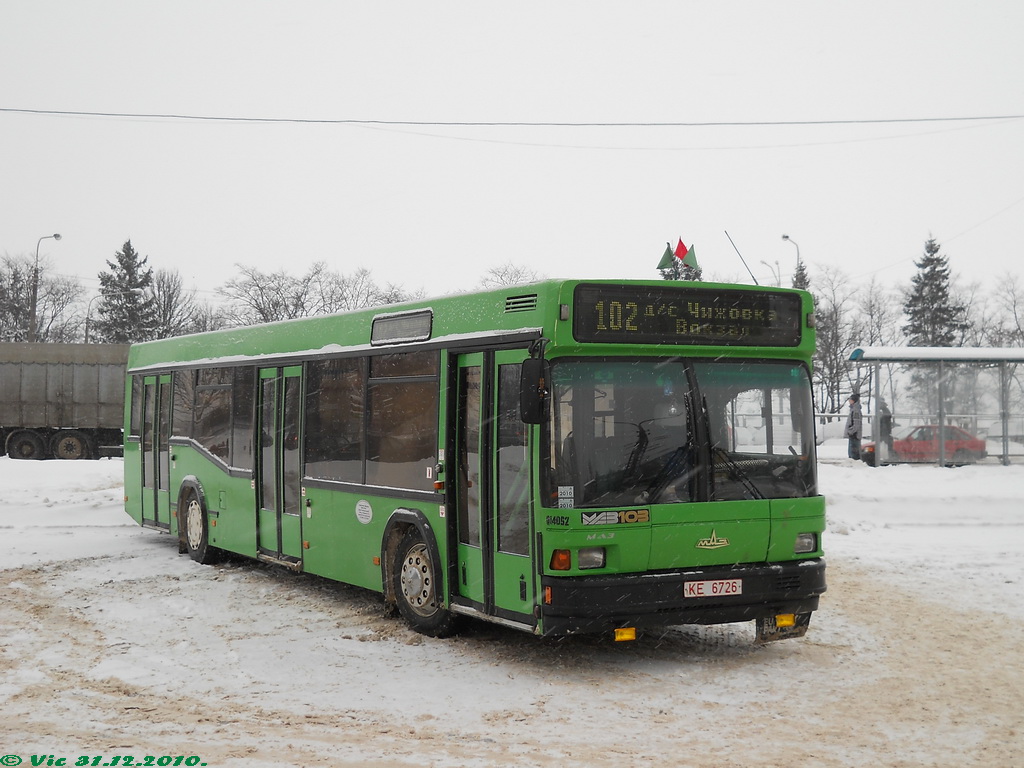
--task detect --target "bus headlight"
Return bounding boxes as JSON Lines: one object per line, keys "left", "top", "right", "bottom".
{"left": 794, "top": 533, "right": 818, "bottom": 554}
{"left": 578, "top": 547, "right": 606, "bottom": 569}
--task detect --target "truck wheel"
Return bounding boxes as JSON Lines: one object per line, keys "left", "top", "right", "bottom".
{"left": 50, "top": 430, "right": 93, "bottom": 460}
{"left": 181, "top": 489, "right": 220, "bottom": 565}
{"left": 7, "top": 430, "right": 46, "bottom": 460}
{"left": 393, "top": 528, "right": 457, "bottom": 637}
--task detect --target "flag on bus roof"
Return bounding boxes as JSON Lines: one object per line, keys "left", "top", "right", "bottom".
{"left": 657, "top": 242, "right": 675, "bottom": 270}
{"left": 658, "top": 238, "right": 699, "bottom": 271}
{"left": 674, "top": 238, "right": 699, "bottom": 269}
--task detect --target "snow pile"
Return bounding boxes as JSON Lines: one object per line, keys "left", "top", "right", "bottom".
{"left": 1, "top": 455, "right": 1022, "bottom": 767}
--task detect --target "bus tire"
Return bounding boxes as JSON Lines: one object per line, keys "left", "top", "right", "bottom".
{"left": 393, "top": 527, "right": 456, "bottom": 637}
{"left": 50, "top": 430, "right": 93, "bottom": 460}
{"left": 182, "top": 489, "right": 220, "bottom": 565}
{"left": 7, "top": 430, "right": 46, "bottom": 460}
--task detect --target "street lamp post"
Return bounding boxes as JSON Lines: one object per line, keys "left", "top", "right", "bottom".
{"left": 760, "top": 259, "right": 781, "bottom": 286}
{"left": 782, "top": 234, "right": 805, "bottom": 289}
{"left": 781, "top": 233, "right": 800, "bottom": 263}
{"left": 28, "top": 233, "right": 62, "bottom": 343}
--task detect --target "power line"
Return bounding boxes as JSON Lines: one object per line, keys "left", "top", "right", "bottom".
{"left": 2, "top": 106, "right": 1023, "bottom": 128}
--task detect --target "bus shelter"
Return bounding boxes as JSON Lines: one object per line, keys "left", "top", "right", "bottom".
{"left": 848, "top": 346, "right": 1024, "bottom": 467}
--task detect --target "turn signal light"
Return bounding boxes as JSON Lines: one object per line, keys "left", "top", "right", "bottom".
{"left": 550, "top": 549, "right": 571, "bottom": 571}
{"left": 614, "top": 627, "right": 637, "bottom": 642}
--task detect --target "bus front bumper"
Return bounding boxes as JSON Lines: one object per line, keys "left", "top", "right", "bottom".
{"left": 539, "top": 558, "right": 826, "bottom": 636}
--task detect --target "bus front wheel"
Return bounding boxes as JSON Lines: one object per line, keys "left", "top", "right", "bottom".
{"left": 182, "top": 490, "right": 220, "bottom": 565}
{"left": 393, "top": 528, "right": 456, "bottom": 637}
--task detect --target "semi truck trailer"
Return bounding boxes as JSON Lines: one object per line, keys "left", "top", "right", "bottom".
{"left": 1, "top": 342, "right": 129, "bottom": 460}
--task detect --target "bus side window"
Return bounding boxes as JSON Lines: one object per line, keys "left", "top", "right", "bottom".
{"left": 129, "top": 375, "right": 144, "bottom": 438}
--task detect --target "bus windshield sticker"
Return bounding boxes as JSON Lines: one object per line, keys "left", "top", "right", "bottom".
{"left": 557, "top": 486, "right": 574, "bottom": 509}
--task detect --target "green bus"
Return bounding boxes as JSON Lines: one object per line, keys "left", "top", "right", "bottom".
{"left": 124, "top": 279, "right": 825, "bottom": 643}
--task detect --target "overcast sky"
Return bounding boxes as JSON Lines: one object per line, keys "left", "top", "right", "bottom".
{"left": 3, "top": 1, "right": 1022, "bottom": 304}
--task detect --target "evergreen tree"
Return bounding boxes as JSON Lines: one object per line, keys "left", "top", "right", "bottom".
{"left": 902, "top": 238, "right": 967, "bottom": 345}
{"left": 658, "top": 260, "right": 702, "bottom": 281}
{"left": 901, "top": 237, "right": 968, "bottom": 415}
{"left": 92, "top": 240, "right": 159, "bottom": 343}
{"left": 792, "top": 259, "right": 810, "bottom": 291}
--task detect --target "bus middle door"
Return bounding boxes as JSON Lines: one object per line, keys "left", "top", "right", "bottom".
{"left": 256, "top": 366, "right": 303, "bottom": 565}
{"left": 452, "top": 351, "right": 534, "bottom": 628}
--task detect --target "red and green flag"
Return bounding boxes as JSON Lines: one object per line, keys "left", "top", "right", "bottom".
{"left": 658, "top": 238, "right": 699, "bottom": 270}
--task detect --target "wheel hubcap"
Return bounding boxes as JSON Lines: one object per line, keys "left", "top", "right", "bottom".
{"left": 59, "top": 438, "right": 83, "bottom": 459}
{"left": 400, "top": 543, "right": 437, "bottom": 617}
{"left": 186, "top": 499, "right": 204, "bottom": 551}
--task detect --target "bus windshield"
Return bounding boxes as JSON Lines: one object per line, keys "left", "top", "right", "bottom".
{"left": 545, "top": 359, "right": 817, "bottom": 508}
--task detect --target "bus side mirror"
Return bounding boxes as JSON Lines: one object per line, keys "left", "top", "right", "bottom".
{"left": 520, "top": 357, "right": 550, "bottom": 424}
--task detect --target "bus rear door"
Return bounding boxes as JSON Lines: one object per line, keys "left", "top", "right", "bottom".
{"left": 452, "top": 350, "right": 534, "bottom": 628}
{"left": 141, "top": 373, "right": 173, "bottom": 529}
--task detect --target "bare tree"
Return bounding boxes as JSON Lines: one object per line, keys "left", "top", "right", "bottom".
{"left": 218, "top": 264, "right": 314, "bottom": 325}
{"left": 987, "top": 272, "right": 1024, "bottom": 346}
{"left": 188, "top": 301, "right": 231, "bottom": 333}
{"left": 812, "top": 267, "right": 861, "bottom": 416}
{"left": 150, "top": 268, "right": 203, "bottom": 339}
{"left": 218, "top": 262, "right": 416, "bottom": 326}
{"left": 856, "top": 276, "right": 903, "bottom": 411}
{"left": 0, "top": 254, "right": 82, "bottom": 342}
{"left": 479, "top": 263, "right": 543, "bottom": 289}
{"left": 36, "top": 272, "right": 84, "bottom": 342}
{"left": 314, "top": 267, "right": 419, "bottom": 313}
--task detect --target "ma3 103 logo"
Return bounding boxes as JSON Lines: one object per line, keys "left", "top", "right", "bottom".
{"left": 581, "top": 509, "right": 650, "bottom": 526}
{"left": 695, "top": 530, "right": 730, "bottom": 549}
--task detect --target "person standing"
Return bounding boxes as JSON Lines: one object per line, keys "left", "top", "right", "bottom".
{"left": 878, "top": 397, "right": 893, "bottom": 456}
{"left": 845, "top": 393, "right": 863, "bottom": 460}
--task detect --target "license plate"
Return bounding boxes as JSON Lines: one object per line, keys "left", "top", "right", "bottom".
{"left": 683, "top": 579, "right": 742, "bottom": 598}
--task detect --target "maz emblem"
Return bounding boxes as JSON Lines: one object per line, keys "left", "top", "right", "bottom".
{"left": 696, "top": 530, "right": 730, "bottom": 549}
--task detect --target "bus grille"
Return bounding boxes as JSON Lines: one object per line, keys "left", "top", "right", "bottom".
{"left": 505, "top": 294, "right": 538, "bottom": 313}
{"left": 775, "top": 574, "right": 804, "bottom": 592}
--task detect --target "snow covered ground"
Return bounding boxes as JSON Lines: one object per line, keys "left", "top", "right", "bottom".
{"left": 1, "top": 450, "right": 1022, "bottom": 767}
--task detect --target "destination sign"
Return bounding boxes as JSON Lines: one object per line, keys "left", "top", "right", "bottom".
{"left": 573, "top": 284, "right": 804, "bottom": 346}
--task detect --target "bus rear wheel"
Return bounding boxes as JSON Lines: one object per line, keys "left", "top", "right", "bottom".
{"left": 7, "top": 430, "right": 46, "bottom": 460}
{"left": 393, "top": 528, "right": 456, "bottom": 637}
{"left": 182, "top": 490, "right": 220, "bottom": 565}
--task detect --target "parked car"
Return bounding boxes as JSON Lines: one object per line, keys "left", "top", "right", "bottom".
{"left": 861, "top": 425, "right": 988, "bottom": 465}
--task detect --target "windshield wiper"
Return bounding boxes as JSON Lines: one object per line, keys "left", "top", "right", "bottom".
{"left": 623, "top": 422, "right": 649, "bottom": 481}
{"left": 713, "top": 447, "right": 766, "bottom": 500}
{"left": 638, "top": 442, "right": 695, "bottom": 504}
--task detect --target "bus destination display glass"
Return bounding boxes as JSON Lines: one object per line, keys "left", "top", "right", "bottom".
{"left": 573, "top": 284, "right": 803, "bottom": 346}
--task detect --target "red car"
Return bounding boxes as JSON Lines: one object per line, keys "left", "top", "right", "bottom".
{"left": 862, "top": 425, "right": 988, "bottom": 465}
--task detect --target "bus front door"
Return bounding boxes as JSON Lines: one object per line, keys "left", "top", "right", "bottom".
{"left": 141, "top": 374, "right": 173, "bottom": 529}
{"left": 453, "top": 351, "right": 534, "bottom": 628}
{"left": 256, "top": 366, "right": 303, "bottom": 565}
